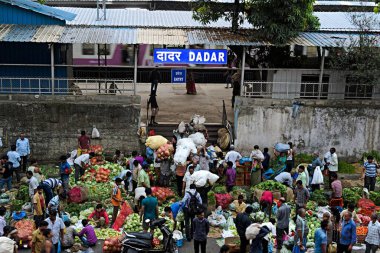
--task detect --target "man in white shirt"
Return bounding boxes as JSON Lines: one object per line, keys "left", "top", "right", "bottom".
{"left": 182, "top": 165, "right": 195, "bottom": 193}
{"left": 324, "top": 147, "right": 338, "bottom": 187}
{"left": 45, "top": 211, "right": 65, "bottom": 249}
{"left": 274, "top": 172, "right": 293, "bottom": 187}
{"left": 262, "top": 219, "right": 277, "bottom": 253}
{"left": 224, "top": 145, "right": 242, "bottom": 169}
{"left": 74, "top": 152, "right": 94, "bottom": 183}
{"left": 27, "top": 171, "right": 39, "bottom": 201}
{"left": 7, "top": 145, "right": 21, "bottom": 182}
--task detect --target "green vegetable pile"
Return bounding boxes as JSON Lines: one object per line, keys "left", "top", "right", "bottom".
{"left": 338, "top": 161, "right": 356, "bottom": 174}
{"left": 16, "top": 185, "right": 29, "bottom": 202}
{"left": 342, "top": 187, "right": 362, "bottom": 205}
{"left": 310, "top": 190, "right": 328, "bottom": 206}
{"left": 124, "top": 213, "right": 143, "bottom": 232}
{"left": 208, "top": 191, "right": 216, "bottom": 207}
{"left": 213, "top": 185, "right": 227, "bottom": 194}
{"left": 253, "top": 181, "right": 287, "bottom": 195}
{"left": 369, "top": 191, "right": 380, "bottom": 206}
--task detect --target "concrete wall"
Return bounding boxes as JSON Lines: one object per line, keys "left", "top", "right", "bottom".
{"left": 234, "top": 97, "right": 380, "bottom": 160}
{"left": 0, "top": 95, "right": 141, "bottom": 162}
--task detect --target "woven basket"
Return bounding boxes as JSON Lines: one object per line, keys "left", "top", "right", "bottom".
{"left": 357, "top": 234, "right": 366, "bottom": 243}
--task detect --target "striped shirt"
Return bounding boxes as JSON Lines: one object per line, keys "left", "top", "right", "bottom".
{"left": 43, "top": 178, "right": 62, "bottom": 189}
{"left": 364, "top": 162, "right": 377, "bottom": 177}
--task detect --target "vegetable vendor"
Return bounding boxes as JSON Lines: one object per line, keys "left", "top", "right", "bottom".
{"left": 41, "top": 178, "right": 62, "bottom": 207}
{"left": 88, "top": 204, "right": 109, "bottom": 228}
{"left": 75, "top": 219, "right": 98, "bottom": 248}
{"left": 46, "top": 192, "right": 67, "bottom": 216}
{"left": 111, "top": 178, "right": 124, "bottom": 226}
{"left": 73, "top": 152, "right": 95, "bottom": 183}
{"left": 59, "top": 155, "right": 71, "bottom": 193}
{"left": 232, "top": 194, "right": 247, "bottom": 214}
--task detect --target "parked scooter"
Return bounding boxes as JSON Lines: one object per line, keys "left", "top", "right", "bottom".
{"left": 121, "top": 218, "right": 177, "bottom": 253}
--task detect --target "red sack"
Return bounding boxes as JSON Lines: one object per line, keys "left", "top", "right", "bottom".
{"left": 215, "top": 193, "right": 233, "bottom": 209}
{"left": 112, "top": 201, "right": 134, "bottom": 231}
{"left": 68, "top": 186, "right": 89, "bottom": 203}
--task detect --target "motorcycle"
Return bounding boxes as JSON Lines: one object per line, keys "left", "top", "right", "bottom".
{"left": 121, "top": 218, "right": 177, "bottom": 253}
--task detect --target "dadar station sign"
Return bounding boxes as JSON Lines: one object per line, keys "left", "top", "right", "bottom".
{"left": 153, "top": 49, "right": 227, "bottom": 64}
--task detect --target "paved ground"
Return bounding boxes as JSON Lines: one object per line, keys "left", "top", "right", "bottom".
{"left": 137, "top": 83, "right": 234, "bottom": 123}
{"left": 20, "top": 238, "right": 221, "bottom": 253}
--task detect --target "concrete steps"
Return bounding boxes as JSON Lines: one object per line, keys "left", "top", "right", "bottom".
{"left": 147, "top": 122, "right": 224, "bottom": 145}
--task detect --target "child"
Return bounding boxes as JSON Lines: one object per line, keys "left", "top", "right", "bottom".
{"left": 193, "top": 211, "right": 209, "bottom": 253}
{"left": 148, "top": 93, "right": 159, "bottom": 125}
{"left": 76, "top": 219, "right": 98, "bottom": 248}
{"left": 225, "top": 161, "right": 236, "bottom": 192}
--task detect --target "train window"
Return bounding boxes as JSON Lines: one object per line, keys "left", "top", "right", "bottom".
{"left": 98, "top": 44, "right": 110, "bottom": 55}
{"left": 82, "top": 44, "right": 95, "bottom": 55}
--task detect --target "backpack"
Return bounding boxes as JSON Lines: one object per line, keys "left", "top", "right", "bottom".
{"left": 187, "top": 191, "right": 203, "bottom": 215}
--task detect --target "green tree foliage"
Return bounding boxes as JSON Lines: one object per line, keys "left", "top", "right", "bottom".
{"left": 192, "top": 0, "right": 319, "bottom": 44}
{"left": 328, "top": 13, "right": 380, "bottom": 85}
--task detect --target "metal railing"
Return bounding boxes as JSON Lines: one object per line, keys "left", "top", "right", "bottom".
{"left": 242, "top": 81, "right": 380, "bottom": 99}
{"left": 0, "top": 77, "right": 135, "bottom": 95}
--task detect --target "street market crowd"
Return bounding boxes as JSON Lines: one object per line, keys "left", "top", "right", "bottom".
{"left": 0, "top": 129, "right": 379, "bottom": 253}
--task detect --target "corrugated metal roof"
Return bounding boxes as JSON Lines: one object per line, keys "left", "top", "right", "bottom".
{"left": 316, "top": 12, "right": 380, "bottom": 31}
{"left": 0, "top": 24, "right": 63, "bottom": 42}
{"left": 0, "top": 24, "right": 378, "bottom": 47}
{"left": 60, "top": 26, "right": 136, "bottom": 43}
{"left": 58, "top": 8, "right": 380, "bottom": 32}
{"left": 315, "top": 1, "right": 376, "bottom": 6}
{"left": 60, "top": 7, "right": 250, "bottom": 28}
{"left": 0, "top": 0, "right": 76, "bottom": 21}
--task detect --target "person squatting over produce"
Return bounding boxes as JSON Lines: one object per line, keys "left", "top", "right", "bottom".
{"left": 32, "top": 220, "right": 49, "bottom": 253}
{"left": 364, "top": 213, "right": 380, "bottom": 253}
{"left": 111, "top": 178, "right": 124, "bottom": 226}
{"left": 232, "top": 194, "right": 247, "bottom": 214}
{"left": 182, "top": 184, "right": 203, "bottom": 241}
{"left": 274, "top": 171, "right": 293, "bottom": 187}
{"left": 338, "top": 211, "right": 357, "bottom": 253}
{"left": 260, "top": 190, "right": 273, "bottom": 219}
{"left": 73, "top": 152, "right": 95, "bottom": 183}
{"left": 41, "top": 178, "right": 62, "bottom": 207}
{"left": 76, "top": 219, "right": 98, "bottom": 248}
{"left": 0, "top": 226, "right": 18, "bottom": 253}
{"left": 235, "top": 206, "right": 253, "bottom": 253}
{"left": 361, "top": 155, "right": 379, "bottom": 192}
{"left": 88, "top": 204, "right": 110, "bottom": 228}
{"left": 140, "top": 187, "right": 158, "bottom": 232}
{"left": 193, "top": 210, "right": 209, "bottom": 253}
{"left": 276, "top": 197, "right": 291, "bottom": 253}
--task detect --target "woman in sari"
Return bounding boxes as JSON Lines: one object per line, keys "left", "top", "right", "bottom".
{"left": 186, "top": 71, "right": 197, "bottom": 95}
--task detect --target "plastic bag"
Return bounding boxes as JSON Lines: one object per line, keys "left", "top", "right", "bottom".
{"left": 245, "top": 223, "right": 261, "bottom": 240}
{"left": 174, "top": 138, "right": 197, "bottom": 165}
{"left": 274, "top": 143, "right": 290, "bottom": 153}
{"left": 178, "top": 122, "right": 186, "bottom": 133}
{"left": 190, "top": 171, "right": 219, "bottom": 187}
{"left": 145, "top": 135, "right": 168, "bottom": 150}
{"left": 189, "top": 132, "right": 207, "bottom": 148}
{"left": 192, "top": 114, "right": 206, "bottom": 125}
{"left": 91, "top": 127, "right": 100, "bottom": 138}
{"left": 311, "top": 166, "right": 323, "bottom": 185}
{"left": 22, "top": 202, "right": 32, "bottom": 212}
{"left": 173, "top": 230, "right": 183, "bottom": 240}
{"left": 112, "top": 201, "right": 134, "bottom": 231}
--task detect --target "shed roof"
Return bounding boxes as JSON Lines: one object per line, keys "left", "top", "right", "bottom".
{"left": 58, "top": 8, "right": 380, "bottom": 32}
{"left": 0, "top": 0, "right": 76, "bottom": 21}
{"left": 0, "top": 24, "right": 378, "bottom": 47}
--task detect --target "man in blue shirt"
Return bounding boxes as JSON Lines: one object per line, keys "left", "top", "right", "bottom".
{"left": 338, "top": 212, "right": 357, "bottom": 253}
{"left": 7, "top": 145, "right": 21, "bottom": 182}
{"left": 59, "top": 155, "right": 71, "bottom": 193}
{"left": 361, "top": 156, "right": 379, "bottom": 191}
{"left": 314, "top": 220, "right": 329, "bottom": 253}
{"left": 16, "top": 132, "right": 30, "bottom": 173}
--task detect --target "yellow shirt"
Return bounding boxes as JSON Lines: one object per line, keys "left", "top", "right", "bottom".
{"left": 233, "top": 200, "right": 247, "bottom": 214}
{"left": 33, "top": 193, "right": 45, "bottom": 216}
{"left": 32, "top": 229, "right": 45, "bottom": 253}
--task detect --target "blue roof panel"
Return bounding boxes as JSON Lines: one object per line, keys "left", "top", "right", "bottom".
{"left": 0, "top": 0, "right": 76, "bottom": 21}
